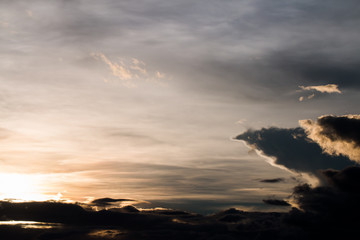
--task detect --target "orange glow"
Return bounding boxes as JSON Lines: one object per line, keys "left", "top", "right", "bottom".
{"left": 0, "top": 173, "right": 52, "bottom": 201}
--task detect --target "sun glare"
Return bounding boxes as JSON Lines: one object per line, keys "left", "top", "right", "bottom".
{"left": 0, "top": 173, "right": 50, "bottom": 201}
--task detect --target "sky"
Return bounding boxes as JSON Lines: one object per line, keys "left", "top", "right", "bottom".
{"left": 0, "top": 0, "right": 360, "bottom": 219}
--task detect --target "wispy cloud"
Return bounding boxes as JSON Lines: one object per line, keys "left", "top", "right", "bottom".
{"left": 91, "top": 53, "right": 167, "bottom": 87}
{"left": 299, "top": 84, "right": 341, "bottom": 94}
{"left": 91, "top": 53, "right": 135, "bottom": 87}
{"left": 298, "top": 84, "right": 341, "bottom": 101}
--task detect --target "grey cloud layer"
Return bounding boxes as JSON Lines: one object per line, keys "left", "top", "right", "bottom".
{"left": 2, "top": 0, "right": 359, "bottom": 97}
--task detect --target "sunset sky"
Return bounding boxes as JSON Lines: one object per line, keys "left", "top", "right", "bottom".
{"left": 0, "top": 0, "right": 359, "bottom": 215}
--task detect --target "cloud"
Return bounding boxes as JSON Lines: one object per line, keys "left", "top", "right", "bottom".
{"left": 307, "top": 93, "right": 315, "bottom": 99}
{"left": 321, "top": 166, "right": 360, "bottom": 193}
{"left": 91, "top": 53, "right": 167, "bottom": 87}
{"left": 299, "top": 84, "right": 341, "bottom": 94}
{"left": 91, "top": 53, "right": 135, "bottom": 87}
{"left": 90, "top": 198, "right": 135, "bottom": 208}
{"left": 300, "top": 115, "right": 360, "bottom": 162}
{"left": 235, "top": 127, "right": 354, "bottom": 176}
{"left": 299, "top": 93, "right": 316, "bottom": 102}
{"left": 263, "top": 199, "right": 290, "bottom": 206}
{"left": 2, "top": 169, "right": 360, "bottom": 240}
{"left": 233, "top": 118, "right": 360, "bottom": 237}
{"left": 297, "top": 84, "right": 341, "bottom": 101}
{"left": 1, "top": 0, "right": 360, "bottom": 106}
{"left": 0, "top": 199, "right": 298, "bottom": 239}
{"left": 0, "top": 200, "right": 257, "bottom": 239}
{"left": 259, "top": 178, "right": 285, "bottom": 183}
{"left": 291, "top": 166, "right": 360, "bottom": 217}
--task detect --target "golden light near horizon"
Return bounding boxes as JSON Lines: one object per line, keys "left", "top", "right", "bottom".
{"left": 0, "top": 173, "right": 53, "bottom": 202}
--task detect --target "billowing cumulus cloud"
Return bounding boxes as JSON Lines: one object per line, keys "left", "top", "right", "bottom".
{"left": 235, "top": 127, "right": 354, "bottom": 176}
{"left": 300, "top": 115, "right": 360, "bottom": 162}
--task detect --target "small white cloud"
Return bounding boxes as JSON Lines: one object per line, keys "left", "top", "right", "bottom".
{"left": 299, "top": 84, "right": 341, "bottom": 94}
{"left": 298, "top": 84, "right": 341, "bottom": 102}
{"left": 307, "top": 93, "right": 315, "bottom": 99}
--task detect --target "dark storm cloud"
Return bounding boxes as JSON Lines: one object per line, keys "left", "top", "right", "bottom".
{"left": 291, "top": 166, "right": 360, "bottom": 217}
{"left": 232, "top": 118, "right": 360, "bottom": 237}
{"left": 321, "top": 166, "right": 360, "bottom": 193}
{"left": 235, "top": 127, "right": 354, "bottom": 176}
{"left": 301, "top": 115, "right": 360, "bottom": 162}
{"left": 271, "top": 167, "right": 360, "bottom": 238}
